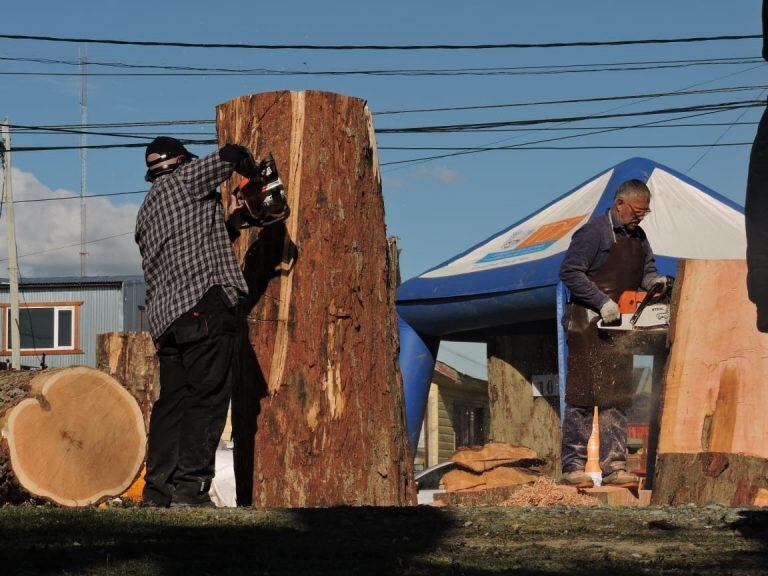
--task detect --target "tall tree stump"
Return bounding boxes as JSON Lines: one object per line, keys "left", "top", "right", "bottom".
{"left": 0, "top": 367, "right": 146, "bottom": 506}
{"left": 217, "top": 90, "right": 415, "bottom": 507}
{"left": 96, "top": 332, "right": 159, "bottom": 430}
{"left": 653, "top": 260, "right": 768, "bottom": 506}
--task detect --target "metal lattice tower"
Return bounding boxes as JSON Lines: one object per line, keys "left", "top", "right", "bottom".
{"left": 79, "top": 46, "right": 88, "bottom": 277}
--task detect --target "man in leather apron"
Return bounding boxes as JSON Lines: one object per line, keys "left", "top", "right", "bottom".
{"left": 559, "top": 179, "right": 667, "bottom": 488}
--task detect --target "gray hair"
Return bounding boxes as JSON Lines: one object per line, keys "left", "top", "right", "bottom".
{"left": 614, "top": 179, "right": 651, "bottom": 201}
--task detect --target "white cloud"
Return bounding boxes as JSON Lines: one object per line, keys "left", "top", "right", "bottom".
{"left": 416, "top": 165, "right": 463, "bottom": 184}
{"left": 0, "top": 167, "right": 142, "bottom": 278}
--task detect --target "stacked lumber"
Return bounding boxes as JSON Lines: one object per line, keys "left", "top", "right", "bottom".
{"left": 653, "top": 260, "right": 768, "bottom": 506}
{"left": 441, "top": 443, "right": 544, "bottom": 493}
{"left": 0, "top": 367, "right": 146, "bottom": 507}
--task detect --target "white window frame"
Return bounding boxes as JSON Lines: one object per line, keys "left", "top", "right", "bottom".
{"left": 5, "top": 305, "right": 77, "bottom": 352}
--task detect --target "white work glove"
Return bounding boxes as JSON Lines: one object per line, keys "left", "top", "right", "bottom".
{"left": 599, "top": 299, "right": 621, "bottom": 323}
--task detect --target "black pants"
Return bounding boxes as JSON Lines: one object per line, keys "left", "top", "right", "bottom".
{"left": 561, "top": 404, "right": 627, "bottom": 475}
{"left": 747, "top": 102, "right": 768, "bottom": 333}
{"left": 143, "top": 287, "right": 244, "bottom": 506}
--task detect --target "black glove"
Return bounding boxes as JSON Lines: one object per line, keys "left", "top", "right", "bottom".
{"left": 219, "top": 144, "right": 258, "bottom": 177}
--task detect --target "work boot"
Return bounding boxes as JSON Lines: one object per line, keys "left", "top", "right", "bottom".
{"left": 602, "top": 469, "right": 639, "bottom": 487}
{"left": 560, "top": 471, "right": 594, "bottom": 488}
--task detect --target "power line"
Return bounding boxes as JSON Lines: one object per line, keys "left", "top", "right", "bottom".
{"left": 380, "top": 106, "right": 756, "bottom": 166}
{"left": 1, "top": 58, "right": 762, "bottom": 78}
{"left": 685, "top": 88, "right": 768, "bottom": 174}
{"left": 8, "top": 82, "right": 768, "bottom": 138}
{"left": 0, "top": 232, "right": 134, "bottom": 262}
{"left": 380, "top": 142, "right": 752, "bottom": 151}
{"left": 5, "top": 100, "right": 762, "bottom": 153}
{"left": 381, "top": 61, "right": 766, "bottom": 171}
{"left": 7, "top": 140, "right": 215, "bottom": 152}
{"left": 0, "top": 32, "right": 760, "bottom": 50}
{"left": 14, "top": 190, "right": 146, "bottom": 203}
{"left": 6, "top": 122, "right": 163, "bottom": 140}
{"left": 1, "top": 53, "right": 760, "bottom": 73}
{"left": 440, "top": 345, "right": 487, "bottom": 369}
{"left": 10, "top": 121, "right": 762, "bottom": 138}
{"left": 376, "top": 100, "right": 763, "bottom": 134}
{"left": 7, "top": 83, "right": 768, "bottom": 141}
{"left": 8, "top": 129, "right": 215, "bottom": 137}
{"left": 375, "top": 84, "right": 768, "bottom": 115}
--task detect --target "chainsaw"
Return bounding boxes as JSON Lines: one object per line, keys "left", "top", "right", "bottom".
{"left": 597, "top": 280, "right": 672, "bottom": 333}
{"left": 233, "top": 153, "right": 290, "bottom": 228}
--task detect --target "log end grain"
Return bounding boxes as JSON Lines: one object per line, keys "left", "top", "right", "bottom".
{"left": 4, "top": 367, "right": 146, "bottom": 507}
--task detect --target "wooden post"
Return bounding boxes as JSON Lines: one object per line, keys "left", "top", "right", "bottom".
{"left": 216, "top": 90, "right": 415, "bottom": 507}
{"left": 652, "top": 260, "right": 768, "bottom": 506}
{"left": 487, "top": 326, "right": 561, "bottom": 475}
{"left": 0, "top": 367, "right": 146, "bottom": 506}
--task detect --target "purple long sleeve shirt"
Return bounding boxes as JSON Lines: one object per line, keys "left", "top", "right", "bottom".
{"left": 559, "top": 209, "right": 659, "bottom": 311}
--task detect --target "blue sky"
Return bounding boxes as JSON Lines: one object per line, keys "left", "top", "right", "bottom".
{"left": 0, "top": 1, "right": 763, "bottom": 376}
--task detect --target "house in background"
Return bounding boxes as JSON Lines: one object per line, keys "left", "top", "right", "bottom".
{"left": 0, "top": 276, "right": 146, "bottom": 369}
{"left": 414, "top": 361, "right": 489, "bottom": 471}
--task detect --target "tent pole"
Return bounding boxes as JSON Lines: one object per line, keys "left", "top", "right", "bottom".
{"left": 556, "top": 281, "right": 568, "bottom": 424}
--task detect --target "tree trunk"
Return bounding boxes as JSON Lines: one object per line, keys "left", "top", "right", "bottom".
{"left": 0, "top": 367, "right": 146, "bottom": 506}
{"left": 652, "top": 260, "right": 768, "bottom": 505}
{"left": 216, "top": 90, "right": 415, "bottom": 507}
{"left": 96, "top": 332, "right": 159, "bottom": 430}
{"left": 487, "top": 328, "right": 561, "bottom": 476}
{"left": 654, "top": 453, "right": 768, "bottom": 506}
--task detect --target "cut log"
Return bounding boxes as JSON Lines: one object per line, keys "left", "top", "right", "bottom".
{"left": 442, "top": 466, "right": 539, "bottom": 492}
{"left": 450, "top": 442, "right": 543, "bottom": 473}
{"left": 217, "top": 90, "right": 414, "bottom": 507}
{"left": 581, "top": 486, "right": 642, "bottom": 507}
{"left": 0, "top": 367, "right": 146, "bottom": 506}
{"left": 487, "top": 329, "right": 561, "bottom": 475}
{"left": 96, "top": 332, "right": 159, "bottom": 430}
{"left": 435, "top": 484, "right": 527, "bottom": 507}
{"left": 653, "top": 453, "right": 768, "bottom": 506}
{"left": 754, "top": 488, "right": 768, "bottom": 507}
{"left": 653, "top": 260, "right": 768, "bottom": 506}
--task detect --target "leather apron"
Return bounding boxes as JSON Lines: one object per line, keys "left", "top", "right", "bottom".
{"left": 566, "top": 228, "right": 645, "bottom": 409}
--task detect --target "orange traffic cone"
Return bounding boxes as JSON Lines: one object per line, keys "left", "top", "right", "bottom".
{"left": 585, "top": 406, "right": 602, "bottom": 486}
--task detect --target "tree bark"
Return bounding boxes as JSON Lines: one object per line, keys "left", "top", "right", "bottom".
{"left": 0, "top": 367, "right": 146, "bottom": 506}
{"left": 96, "top": 332, "right": 159, "bottom": 430}
{"left": 652, "top": 260, "right": 768, "bottom": 505}
{"left": 654, "top": 453, "right": 768, "bottom": 506}
{"left": 487, "top": 328, "right": 561, "bottom": 475}
{"left": 216, "top": 90, "right": 415, "bottom": 507}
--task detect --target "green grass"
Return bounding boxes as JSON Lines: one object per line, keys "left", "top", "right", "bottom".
{"left": 1, "top": 504, "right": 766, "bottom": 575}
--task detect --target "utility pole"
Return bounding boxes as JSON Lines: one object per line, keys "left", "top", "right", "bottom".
{"left": 79, "top": 46, "right": 88, "bottom": 277}
{"left": 2, "top": 118, "right": 21, "bottom": 369}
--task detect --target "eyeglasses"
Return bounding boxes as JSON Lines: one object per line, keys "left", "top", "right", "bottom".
{"left": 624, "top": 201, "right": 652, "bottom": 218}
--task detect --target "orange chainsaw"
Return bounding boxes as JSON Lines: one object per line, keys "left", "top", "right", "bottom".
{"left": 232, "top": 153, "right": 290, "bottom": 228}
{"left": 597, "top": 280, "right": 672, "bottom": 333}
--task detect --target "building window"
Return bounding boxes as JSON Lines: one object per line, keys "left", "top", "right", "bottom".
{"left": 3, "top": 304, "right": 79, "bottom": 352}
{"left": 453, "top": 404, "right": 486, "bottom": 448}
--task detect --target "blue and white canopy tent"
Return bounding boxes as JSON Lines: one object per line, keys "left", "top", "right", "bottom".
{"left": 396, "top": 157, "right": 746, "bottom": 448}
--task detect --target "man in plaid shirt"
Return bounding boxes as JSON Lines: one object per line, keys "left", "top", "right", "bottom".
{"left": 136, "top": 136, "right": 255, "bottom": 507}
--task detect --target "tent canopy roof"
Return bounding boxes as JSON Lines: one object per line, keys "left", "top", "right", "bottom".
{"left": 397, "top": 157, "right": 744, "bottom": 304}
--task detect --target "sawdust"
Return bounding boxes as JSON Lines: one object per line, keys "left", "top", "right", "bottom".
{"left": 500, "top": 478, "right": 600, "bottom": 508}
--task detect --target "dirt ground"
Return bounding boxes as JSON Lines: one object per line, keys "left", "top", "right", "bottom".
{"left": 1, "top": 504, "right": 766, "bottom": 575}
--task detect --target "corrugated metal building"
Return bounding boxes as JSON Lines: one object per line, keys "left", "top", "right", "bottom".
{"left": 0, "top": 276, "right": 146, "bottom": 368}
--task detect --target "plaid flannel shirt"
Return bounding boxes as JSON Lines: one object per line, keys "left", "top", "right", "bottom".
{"left": 135, "top": 152, "right": 248, "bottom": 340}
